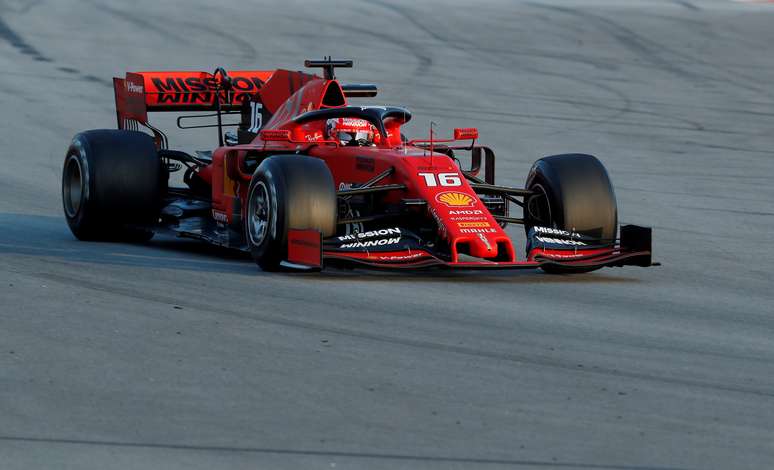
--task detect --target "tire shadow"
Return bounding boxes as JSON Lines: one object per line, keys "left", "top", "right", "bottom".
{"left": 0, "top": 213, "right": 642, "bottom": 284}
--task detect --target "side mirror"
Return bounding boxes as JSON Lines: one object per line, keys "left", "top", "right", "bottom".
{"left": 454, "top": 128, "right": 478, "bottom": 140}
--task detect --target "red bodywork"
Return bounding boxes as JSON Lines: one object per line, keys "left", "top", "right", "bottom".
{"left": 113, "top": 67, "right": 651, "bottom": 271}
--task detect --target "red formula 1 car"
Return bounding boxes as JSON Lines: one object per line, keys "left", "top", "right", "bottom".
{"left": 62, "top": 59, "right": 653, "bottom": 273}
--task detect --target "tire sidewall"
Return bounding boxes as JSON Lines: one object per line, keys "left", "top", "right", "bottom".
{"left": 246, "top": 162, "right": 288, "bottom": 270}
{"left": 525, "top": 163, "right": 563, "bottom": 232}
{"left": 63, "top": 137, "right": 98, "bottom": 239}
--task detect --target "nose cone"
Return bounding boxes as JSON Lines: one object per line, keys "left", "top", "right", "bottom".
{"left": 449, "top": 221, "right": 515, "bottom": 262}
{"left": 454, "top": 230, "right": 501, "bottom": 260}
{"left": 395, "top": 154, "right": 515, "bottom": 262}
{"left": 468, "top": 232, "right": 497, "bottom": 258}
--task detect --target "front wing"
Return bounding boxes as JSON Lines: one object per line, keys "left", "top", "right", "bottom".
{"left": 287, "top": 225, "right": 653, "bottom": 272}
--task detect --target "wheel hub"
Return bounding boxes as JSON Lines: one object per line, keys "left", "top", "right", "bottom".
{"left": 248, "top": 181, "right": 270, "bottom": 246}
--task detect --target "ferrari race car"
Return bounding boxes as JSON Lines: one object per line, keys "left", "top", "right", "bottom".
{"left": 62, "top": 58, "right": 653, "bottom": 273}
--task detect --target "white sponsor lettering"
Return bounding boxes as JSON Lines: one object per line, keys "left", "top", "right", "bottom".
{"left": 126, "top": 82, "right": 143, "bottom": 94}
{"left": 376, "top": 253, "right": 425, "bottom": 261}
{"left": 211, "top": 210, "right": 228, "bottom": 223}
{"left": 459, "top": 228, "right": 497, "bottom": 234}
{"left": 538, "top": 252, "right": 584, "bottom": 259}
{"left": 340, "top": 117, "right": 370, "bottom": 127}
{"left": 338, "top": 227, "right": 401, "bottom": 242}
{"left": 535, "top": 236, "right": 587, "bottom": 246}
{"left": 533, "top": 226, "right": 579, "bottom": 237}
{"left": 341, "top": 237, "right": 401, "bottom": 248}
{"left": 449, "top": 209, "right": 484, "bottom": 215}
{"left": 429, "top": 208, "right": 442, "bottom": 225}
{"left": 429, "top": 208, "right": 448, "bottom": 238}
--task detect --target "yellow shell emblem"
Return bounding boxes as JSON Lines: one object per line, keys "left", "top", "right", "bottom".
{"left": 436, "top": 191, "right": 476, "bottom": 208}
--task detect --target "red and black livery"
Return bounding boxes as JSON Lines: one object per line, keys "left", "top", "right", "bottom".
{"left": 63, "top": 58, "right": 653, "bottom": 273}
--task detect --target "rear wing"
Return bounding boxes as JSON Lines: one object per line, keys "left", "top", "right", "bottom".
{"left": 113, "top": 69, "right": 318, "bottom": 147}
{"left": 112, "top": 60, "right": 378, "bottom": 146}
{"left": 113, "top": 70, "right": 276, "bottom": 127}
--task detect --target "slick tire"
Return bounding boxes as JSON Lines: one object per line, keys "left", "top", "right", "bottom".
{"left": 245, "top": 155, "right": 336, "bottom": 272}
{"left": 62, "top": 130, "right": 162, "bottom": 241}
{"left": 524, "top": 154, "right": 617, "bottom": 273}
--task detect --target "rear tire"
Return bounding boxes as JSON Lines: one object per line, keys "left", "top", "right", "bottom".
{"left": 62, "top": 130, "right": 162, "bottom": 241}
{"left": 524, "top": 154, "right": 617, "bottom": 273}
{"left": 246, "top": 155, "right": 336, "bottom": 271}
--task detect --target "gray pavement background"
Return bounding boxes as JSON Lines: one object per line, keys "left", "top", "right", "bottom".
{"left": 0, "top": 0, "right": 773, "bottom": 468}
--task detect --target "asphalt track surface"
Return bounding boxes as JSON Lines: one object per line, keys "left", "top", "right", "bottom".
{"left": 1, "top": 0, "right": 774, "bottom": 469}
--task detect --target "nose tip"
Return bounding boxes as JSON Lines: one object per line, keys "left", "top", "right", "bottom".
{"left": 470, "top": 233, "right": 497, "bottom": 258}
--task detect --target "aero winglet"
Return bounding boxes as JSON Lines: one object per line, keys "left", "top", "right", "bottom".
{"left": 287, "top": 229, "right": 323, "bottom": 270}
{"left": 619, "top": 225, "right": 652, "bottom": 267}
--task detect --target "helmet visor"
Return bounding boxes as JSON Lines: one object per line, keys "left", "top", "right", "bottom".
{"left": 337, "top": 130, "right": 372, "bottom": 145}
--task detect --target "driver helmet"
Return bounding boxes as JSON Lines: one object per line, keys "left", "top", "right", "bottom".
{"left": 326, "top": 118, "right": 376, "bottom": 146}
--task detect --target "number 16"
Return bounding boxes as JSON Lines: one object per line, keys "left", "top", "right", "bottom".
{"left": 418, "top": 172, "right": 462, "bottom": 187}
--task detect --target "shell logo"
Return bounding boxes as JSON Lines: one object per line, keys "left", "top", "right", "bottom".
{"left": 436, "top": 191, "right": 476, "bottom": 208}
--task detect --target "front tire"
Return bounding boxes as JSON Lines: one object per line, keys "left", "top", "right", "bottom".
{"left": 246, "top": 155, "right": 336, "bottom": 271}
{"left": 524, "top": 154, "right": 617, "bottom": 273}
{"left": 62, "top": 130, "right": 163, "bottom": 241}
{"left": 524, "top": 153, "right": 617, "bottom": 240}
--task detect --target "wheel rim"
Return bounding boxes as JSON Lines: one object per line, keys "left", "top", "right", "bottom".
{"left": 527, "top": 183, "right": 552, "bottom": 228}
{"left": 63, "top": 155, "right": 83, "bottom": 218}
{"left": 248, "top": 181, "right": 270, "bottom": 246}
